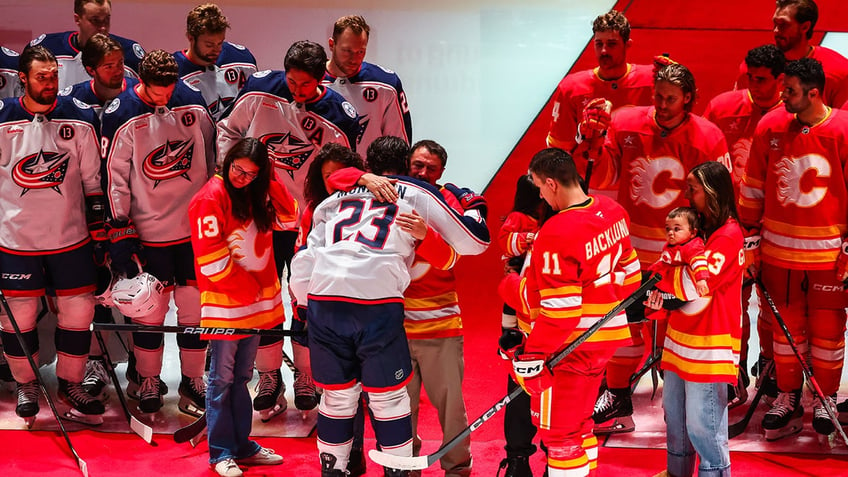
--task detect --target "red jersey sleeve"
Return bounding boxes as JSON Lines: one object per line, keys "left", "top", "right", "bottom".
{"left": 498, "top": 211, "right": 538, "bottom": 257}
{"left": 326, "top": 166, "right": 366, "bottom": 192}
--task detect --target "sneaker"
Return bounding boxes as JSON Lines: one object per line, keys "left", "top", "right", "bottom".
{"left": 497, "top": 455, "right": 532, "bottom": 477}
{"left": 213, "top": 458, "right": 243, "bottom": 477}
{"left": 592, "top": 387, "right": 634, "bottom": 434}
{"left": 812, "top": 394, "right": 838, "bottom": 436}
{"left": 236, "top": 447, "right": 283, "bottom": 466}
{"left": 137, "top": 375, "right": 164, "bottom": 413}
{"left": 82, "top": 356, "right": 109, "bottom": 400}
{"left": 762, "top": 389, "right": 803, "bottom": 441}
{"left": 294, "top": 370, "right": 319, "bottom": 411}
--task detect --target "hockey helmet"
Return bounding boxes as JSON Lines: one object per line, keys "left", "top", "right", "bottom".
{"left": 111, "top": 272, "right": 165, "bottom": 318}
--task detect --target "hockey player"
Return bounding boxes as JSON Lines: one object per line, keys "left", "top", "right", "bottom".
{"left": 501, "top": 147, "right": 641, "bottom": 477}
{"left": 0, "top": 46, "right": 23, "bottom": 99}
{"left": 738, "top": 57, "right": 848, "bottom": 441}
{"left": 218, "top": 40, "right": 361, "bottom": 421}
{"left": 704, "top": 44, "right": 786, "bottom": 408}
{"left": 586, "top": 63, "right": 730, "bottom": 434}
{"left": 175, "top": 3, "right": 257, "bottom": 121}
{"left": 546, "top": 9, "right": 654, "bottom": 198}
{"left": 60, "top": 33, "right": 137, "bottom": 119}
{"left": 323, "top": 15, "right": 412, "bottom": 150}
{"left": 290, "top": 142, "right": 489, "bottom": 477}
{"left": 734, "top": 0, "right": 848, "bottom": 107}
{"left": 0, "top": 45, "right": 105, "bottom": 425}
{"left": 101, "top": 49, "right": 216, "bottom": 416}
{"left": 29, "top": 0, "right": 145, "bottom": 90}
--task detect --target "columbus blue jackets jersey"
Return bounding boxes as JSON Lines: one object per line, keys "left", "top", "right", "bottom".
{"left": 0, "top": 46, "right": 23, "bottom": 99}
{"left": 322, "top": 61, "right": 412, "bottom": 148}
{"left": 29, "top": 31, "right": 145, "bottom": 90}
{"left": 218, "top": 70, "right": 362, "bottom": 224}
{"left": 174, "top": 42, "right": 257, "bottom": 121}
{"left": 59, "top": 77, "right": 139, "bottom": 119}
{"left": 290, "top": 176, "right": 489, "bottom": 304}
{"left": 0, "top": 96, "right": 101, "bottom": 253}
{"left": 101, "top": 81, "right": 216, "bottom": 245}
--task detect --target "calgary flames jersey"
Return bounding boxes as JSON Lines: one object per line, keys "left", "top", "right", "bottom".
{"left": 102, "top": 81, "right": 216, "bottom": 245}
{"left": 0, "top": 96, "right": 101, "bottom": 253}
{"left": 738, "top": 107, "right": 848, "bottom": 270}
{"left": 594, "top": 106, "right": 730, "bottom": 266}
{"left": 217, "top": 70, "right": 361, "bottom": 226}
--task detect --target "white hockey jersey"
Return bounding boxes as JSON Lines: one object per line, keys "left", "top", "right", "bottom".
{"left": 59, "top": 77, "right": 139, "bottom": 120}
{"left": 30, "top": 31, "right": 145, "bottom": 90}
{"left": 174, "top": 42, "right": 257, "bottom": 121}
{"left": 322, "top": 61, "right": 412, "bottom": 148}
{"left": 101, "top": 81, "right": 215, "bottom": 245}
{"left": 0, "top": 46, "right": 23, "bottom": 100}
{"left": 290, "top": 177, "right": 489, "bottom": 304}
{"left": 0, "top": 96, "right": 101, "bottom": 253}
{"left": 217, "top": 70, "right": 362, "bottom": 225}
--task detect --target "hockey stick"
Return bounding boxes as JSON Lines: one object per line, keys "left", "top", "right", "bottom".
{"left": 369, "top": 273, "right": 661, "bottom": 471}
{"left": 174, "top": 412, "right": 207, "bottom": 446}
{"left": 92, "top": 329, "right": 153, "bottom": 444}
{"left": 758, "top": 280, "right": 848, "bottom": 446}
{"left": 92, "top": 323, "right": 304, "bottom": 337}
{"left": 281, "top": 348, "right": 299, "bottom": 374}
{"left": 728, "top": 359, "right": 774, "bottom": 439}
{"left": 0, "top": 290, "right": 89, "bottom": 477}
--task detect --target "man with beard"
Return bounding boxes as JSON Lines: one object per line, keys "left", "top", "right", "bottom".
{"left": 29, "top": 0, "right": 145, "bottom": 90}
{"left": 546, "top": 9, "right": 654, "bottom": 199}
{"left": 175, "top": 3, "right": 257, "bottom": 121}
{"left": 735, "top": 0, "right": 848, "bottom": 107}
{"left": 0, "top": 45, "right": 105, "bottom": 426}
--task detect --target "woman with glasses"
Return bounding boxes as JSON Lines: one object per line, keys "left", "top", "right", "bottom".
{"left": 189, "top": 137, "right": 298, "bottom": 477}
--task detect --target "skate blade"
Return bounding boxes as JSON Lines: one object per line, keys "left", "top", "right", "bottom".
{"left": 178, "top": 397, "right": 205, "bottom": 418}
{"left": 60, "top": 408, "right": 104, "bottom": 426}
{"left": 258, "top": 402, "right": 287, "bottom": 422}
{"left": 763, "top": 421, "right": 802, "bottom": 441}
{"left": 816, "top": 431, "right": 837, "bottom": 448}
{"left": 189, "top": 431, "right": 207, "bottom": 448}
{"left": 593, "top": 415, "right": 635, "bottom": 435}
{"left": 20, "top": 415, "right": 36, "bottom": 429}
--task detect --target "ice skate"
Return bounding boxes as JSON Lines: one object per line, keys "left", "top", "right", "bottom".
{"left": 57, "top": 378, "right": 105, "bottom": 426}
{"left": 253, "top": 369, "right": 286, "bottom": 422}
{"left": 812, "top": 394, "right": 838, "bottom": 439}
{"left": 762, "top": 389, "right": 803, "bottom": 441}
{"left": 320, "top": 452, "right": 347, "bottom": 477}
{"left": 497, "top": 455, "right": 532, "bottom": 477}
{"left": 82, "top": 356, "right": 110, "bottom": 402}
{"left": 178, "top": 375, "right": 207, "bottom": 418}
{"left": 125, "top": 353, "right": 168, "bottom": 400}
{"left": 137, "top": 375, "right": 164, "bottom": 414}
{"left": 346, "top": 448, "right": 366, "bottom": 477}
{"left": 592, "top": 387, "right": 634, "bottom": 434}
{"left": 294, "top": 369, "right": 319, "bottom": 413}
{"left": 751, "top": 355, "right": 778, "bottom": 406}
{"left": 16, "top": 380, "right": 40, "bottom": 428}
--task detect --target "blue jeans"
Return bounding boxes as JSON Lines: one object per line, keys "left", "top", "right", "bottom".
{"left": 663, "top": 370, "right": 731, "bottom": 477}
{"left": 208, "top": 336, "right": 262, "bottom": 464}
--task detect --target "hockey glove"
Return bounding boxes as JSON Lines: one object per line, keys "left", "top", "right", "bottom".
{"left": 86, "top": 194, "right": 108, "bottom": 266}
{"left": 291, "top": 304, "right": 309, "bottom": 347}
{"left": 498, "top": 327, "right": 525, "bottom": 361}
{"left": 836, "top": 238, "right": 848, "bottom": 284}
{"left": 443, "top": 183, "right": 489, "bottom": 220}
{"left": 742, "top": 228, "right": 761, "bottom": 280}
{"left": 511, "top": 351, "right": 554, "bottom": 397}
{"left": 653, "top": 53, "right": 679, "bottom": 75}
{"left": 576, "top": 98, "right": 612, "bottom": 143}
{"left": 106, "top": 219, "right": 145, "bottom": 278}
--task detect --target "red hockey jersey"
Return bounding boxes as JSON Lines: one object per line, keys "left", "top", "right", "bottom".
{"left": 649, "top": 237, "right": 709, "bottom": 301}
{"left": 738, "top": 107, "right": 848, "bottom": 270}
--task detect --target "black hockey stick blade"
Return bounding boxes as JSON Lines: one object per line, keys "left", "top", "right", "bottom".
{"left": 174, "top": 413, "right": 207, "bottom": 444}
{"left": 728, "top": 359, "right": 773, "bottom": 439}
{"left": 758, "top": 281, "right": 848, "bottom": 446}
{"left": 370, "top": 273, "right": 661, "bottom": 471}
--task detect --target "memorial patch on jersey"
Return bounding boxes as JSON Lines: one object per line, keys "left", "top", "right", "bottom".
{"left": 181, "top": 111, "right": 196, "bottom": 127}
{"left": 142, "top": 139, "right": 195, "bottom": 186}
{"left": 260, "top": 132, "right": 313, "bottom": 178}
{"left": 362, "top": 87, "right": 378, "bottom": 103}
{"left": 12, "top": 150, "right": 70, "bottom": 195}
{"left": 58, "top": 124, "right": 75, "bottom": 140}
{"left": 224, "top": 68, "right": 240, "bottom": 84}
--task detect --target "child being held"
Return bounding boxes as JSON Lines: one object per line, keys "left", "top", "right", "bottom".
{"left": 648, "top": 206, "right": 710, "bottom": 310}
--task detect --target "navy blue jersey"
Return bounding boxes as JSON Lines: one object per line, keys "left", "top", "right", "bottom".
{"left": 174, "top": 42, "right": 257, "bottom": 121}
{"left": 59, "top": 77, "right": 139, "bottom": 119}
{"left": 0, "top": 46, "right": 23, "bottom": 99}
{"left": 29, "top": 31, "right": 145, "bottom": 90}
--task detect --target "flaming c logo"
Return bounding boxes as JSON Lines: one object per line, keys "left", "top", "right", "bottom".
{"left": 260, "top": 132, "right": 314, "bottom": 178}
{"left": 11, "top": 150, "right": 70, "bottom": 195}
{"left": 141, "top": 139, "right": 195, "bottom": 187}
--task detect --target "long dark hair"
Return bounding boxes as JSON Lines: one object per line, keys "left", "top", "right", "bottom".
{"left": 511, "top": 174, "right": 553, "bottom": 222}
{"left": 222, "top": 138, "right": 275, "bottom": 232}
{"left": 303, "top": 143, "right": 365, "bottom": 207}
{"left": 689, "top": 161, "right": 737, "bottom": 237}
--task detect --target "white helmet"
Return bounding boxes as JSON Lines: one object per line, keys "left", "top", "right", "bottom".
{"left": 95, "top": 271, "right": 119, "bottom": 307}
{"left": 111, "top": 272, "right": 164, "bottom": 318}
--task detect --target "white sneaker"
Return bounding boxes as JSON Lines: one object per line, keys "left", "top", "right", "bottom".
{"left": 214, "top": 458, "right": 243, "bottom": 477}
{"left": 237, "top": 447, "right": 283, "bottom": 466}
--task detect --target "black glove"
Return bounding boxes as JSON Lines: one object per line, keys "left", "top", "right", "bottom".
{"left": 105, "top": 219, "right": 144, "bottom": 278}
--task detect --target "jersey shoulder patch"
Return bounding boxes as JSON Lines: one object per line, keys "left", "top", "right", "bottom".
{"left": 59, "top": 86, "right": 73, "bottom": 96}
{"left": 72, "top": 97, "right": 91, "bottom": 109}
{"left": 377, "top": 64, "right": 396, "bottom": 75}
{"left": 1, "top": 46, "right": 19, "bottom": 57}
{"left": 30, "top": 34, "right": 46, "bottom": 46}
{"left": 132, "top": 43, "right": 145, "bottom": 60}
{"left": 229, "top": 42, "right": 246, "bottom": 50}
{"left": 104, "top": 97, "right": 121, "bottom": 115}
{"left": 342, "top": 101, "right": 357, "bottom": 119}
{"left": 253, "top": 69, "right": 272, "bottom": 79}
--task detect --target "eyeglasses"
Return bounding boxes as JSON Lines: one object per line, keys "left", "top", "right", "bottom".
{"left": 231, "top": 163, "right": 258, "bottom": 181}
